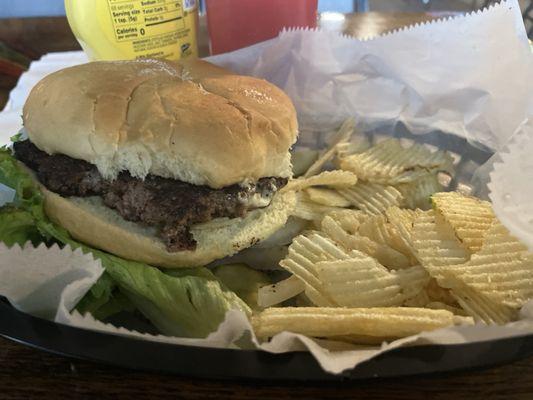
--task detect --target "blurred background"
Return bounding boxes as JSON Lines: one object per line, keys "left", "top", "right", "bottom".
{"left": 1, "top": 0, "right": 531, "bottom": 28}
{"left": 0, "top": 0, "right": 531, "bottom": 34}
{"left": 0, "top": 0, "right": 529, "bottom": 16}
{"left": 0, "top": 0, "right": 531, "bottom": 109}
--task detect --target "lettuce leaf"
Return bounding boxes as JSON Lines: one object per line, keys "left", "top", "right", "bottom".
{"left": 76, "top": 284, "right": 136, "bottom": 321}
{"left": 213, "top": 264, "right": 271, "bottom": 310}
{"left": 74, "top": 272, "right": 128, "bottom": 320}
{"left": 0, "top": 206, "right": 42, "bottom": 246}
{"left": 114, "top": 261, "right": 251, "bottom": 337}
{"left": 0, "top": 147, "right": 47, "bottom": 223}
{"left": 0, "top": 147, "right": 251, "bottom": 337}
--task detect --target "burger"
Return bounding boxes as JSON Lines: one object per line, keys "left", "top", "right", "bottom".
{"left": 13, "top": 59, "right": 298, "bottom": 268}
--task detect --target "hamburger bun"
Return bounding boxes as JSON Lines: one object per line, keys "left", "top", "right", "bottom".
{"left": 23, "top": 59, "right": 298, "bottom": 188}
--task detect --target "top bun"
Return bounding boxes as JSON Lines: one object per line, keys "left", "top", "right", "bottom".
{"left": 23, "top": 59, "right": 298, "bottom": 188}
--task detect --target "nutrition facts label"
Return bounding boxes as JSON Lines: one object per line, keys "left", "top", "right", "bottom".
{"left": 107, "top": 0, "right": 186, "bottom": 42}
{"left": 101, "top": 0, "right": 197, "bottom": 59}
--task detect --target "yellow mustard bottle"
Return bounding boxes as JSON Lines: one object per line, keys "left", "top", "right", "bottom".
{"left": 65, "top": 0, "right": 198, "bottom": 61}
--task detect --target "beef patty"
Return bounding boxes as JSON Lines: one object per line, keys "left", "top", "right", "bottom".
{"left": 14, "top": 140, "right": 287, "bottom": 252}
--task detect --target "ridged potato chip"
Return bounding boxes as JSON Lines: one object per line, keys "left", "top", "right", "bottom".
{"left": 446, "top": 221, "right": 533, "bottom": 309}
{"left": 334, "top": 136, "right": 372, "bottom": 162}
{"left": 272, "top": 138, "right": 529, "bottom": 333}
{"left": 412, "top": 210, "right": 469, "bottom": 277}
{"left": 321, "top": 215, "right": 411, "bottom": 269}
{"left": 396, "top": 265, "right": 432, "bottom": 299}
{"left": 397, "top": 173, "right": 443, "bottom": 210}
{"left": 424, "top": 302, "right": 468, "bottom": 316}
{"left": 442, "top": 272, "right": 517, "bottom": 324}
{"left": 386, "top": 207, "right": 416, "bottom": 233}
{"left": 432, "top": 192, "right": 495, "bottom": 252}
{"left": 357, "top": 214, "right": 389, "bottom": 244}
{"left": 403, "top": 288, "right": 431, "bottom": 307}
{"left": 252, "top": 307, "right": 472, "bottom": 340}
{"left": 315, "top": 258, "right": 404, "bottom": 307}
{"left": 285, "top": 170, "right": 358, "bottom": 192}
{"left": 385, "top": 207, "right": 417, "bottom": 251}
{"left": 314, "top": 258, "right": 428, "bottom": 307}
{"left": 403, "top": 278, "right": 458, "bottom": 309}
{"left": 338, "top": 182, "right": 403, "bottom": 215}
{"left": 278, "top": 227, "right": 425, "bottom": 308}
{"left": 324, "top": 209, "right": 369, "bottom": 233}
{"left": 412, "top": 210, "right": 516, "bottom": 323}
{"left": 403, "top": 280, "right": 458, "bottom": 309}
{"left": 339, "top": 138, "right": 454, "bottom": 184}
{"left": 358, "top": 213, "right": 416, "bottom": 263}
{"left": 279, "top": 233, "right": 350, "bottom": 306}
{"left": 305, "top": 187, "right": 352, "bottom": 207}
{"left": 303, "top": 286, "right": 336, "bottom": 307}
{"left": 303, "top": 118, "right": 355, "bottom": 178}
{"left": 424, "top": 278, "right": 457, "bottom": 305}
{"left": 292, "top": 192, "right": 348, "bottom": 222}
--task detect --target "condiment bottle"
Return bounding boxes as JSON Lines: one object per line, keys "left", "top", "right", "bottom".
{"left": 65, "top": 0, "right": 198, "bottom": 60}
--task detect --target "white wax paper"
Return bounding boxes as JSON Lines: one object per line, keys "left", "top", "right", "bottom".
{"left": 489, "top": 118, "right": 533, "bottom": 251}
{"left": 207, "top": 1, "right": 532, "bottom": 151}
{"left": 0, "top": 0, "right": 532, "bottom": 375}
{"left": 0, "top": 243, "right": 104, "bottom": 320}
{"left": 2, "top": 242, "right": 533, "bottom": 374}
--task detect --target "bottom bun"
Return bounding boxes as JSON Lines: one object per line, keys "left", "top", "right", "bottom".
{"left": 42, "top": 186, "right": 296, "bottom": 268}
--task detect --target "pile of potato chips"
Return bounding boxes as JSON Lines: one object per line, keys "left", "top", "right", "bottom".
{"left": 253, "top": 121, "right": 533, "bottom": 344}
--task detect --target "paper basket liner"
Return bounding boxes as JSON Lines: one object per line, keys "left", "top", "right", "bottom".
{"left": 0, "top": 0, "right": 532, "bottom": 375}
{"left": 489, "top": 118, "right": 533, "bottom": 251}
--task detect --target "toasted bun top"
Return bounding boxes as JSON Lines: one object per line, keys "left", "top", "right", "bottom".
{"left": 23, "top": 59, "right": 298, "bottom": 188}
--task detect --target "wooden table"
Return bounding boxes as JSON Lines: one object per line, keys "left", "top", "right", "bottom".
{"left": 2, "top": 335, "right": 533, "bottom": 399}
{"left": 1, "top": 12, "right": 531, "bottom": 399}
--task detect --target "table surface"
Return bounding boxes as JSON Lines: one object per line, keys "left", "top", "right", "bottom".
{"left": 2, "top": 335, "right": 533, "bottom": 399}
{"left": 1, "top": 11, "right": 531, "bottom": 399}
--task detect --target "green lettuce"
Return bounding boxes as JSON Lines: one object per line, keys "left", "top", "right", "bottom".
{"left": 0, "top": 146, "right": 251, "bottom": 337}
{"left": 0, "top": 206, "right": 42, "bottom": 247}
{"left": 0, "top": 147, "right": 47, "bottom": 223}
{"left": 115, "top": 263, "right": 252, "bottom": 337}
{"left": 74, "top": 272, "right": 133, "bottom": 321}
{"left": 213, "top": 264, "right": 271, "bottom": 310}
